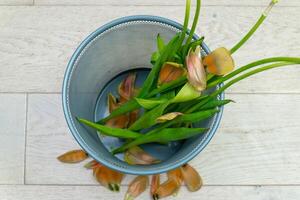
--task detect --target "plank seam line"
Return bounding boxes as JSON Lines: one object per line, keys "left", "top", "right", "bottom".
{"left": 0, "top": 184, "right": 294, "bottom": 186}
{"left": 23, "top": 93, "right": 29, "bottom": 185}
{"left": 0, "top": 5, "right": 298, "bottom": 8}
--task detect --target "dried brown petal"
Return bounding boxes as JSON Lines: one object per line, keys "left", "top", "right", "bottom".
{"left": 57, "top": 150, "right": 88, "bottom": 163}
{"left": 108, "top": 93, "right": 119, "bottom": 113}
{"left": 151, "top": 174, "right": 160, "bottom": 196}
{"left": 153, "top": 178, "right": 180, "bottom": 200}
{"left": 181, "top": 164, "right": 203, "bottom": 192}
{"left": 158, "top": 62, "right": 186, "bottom": 85}
{"left": 125, "top": 176, "right": 149, "bottom": 200}
{"left": 203, "top": 47, "right": 235, "bottom": 75}
{"left": 156, "top": 112, "right": 183, "bottom": 123}
{"left": 105, "top": 114, "right": 129, "bottom": 129}
{"left": 118, "top": 73, "right": 136, "bottom": 103}
{"left": 129, "top": 109, "right": 139, "bottom": 127}
{"left": 125, "top": 146, "right": 160, "bottom": 165}
{"left": 93, "top": 165, "right": 124, "bottom": 192}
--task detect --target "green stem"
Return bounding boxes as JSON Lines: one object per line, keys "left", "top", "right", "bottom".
{"left": 186, "top": 0, "right": 201, "bottom": 45}
{"left": 179, "top": 0, "right": 191, "bottom": 45}
{"left": 230, "top": 0, "right": 278, "bottom": 54}
{"left": 207, "top": 57, "right": 300, "bottom": 88}
{"left": 187, "top": 62, "right": 298, "bottom": 113}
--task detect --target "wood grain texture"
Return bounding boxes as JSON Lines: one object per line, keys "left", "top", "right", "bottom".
{"left": 34, "top": 0, "right": 300, "bottom": 6}
{"left": 0, "top": 6, "right": 299, "bottom": 93}
{"left": 0, "top": 0, "right": 32, "bottom": 5}
{"left": 1, "top": 185, "right": 300, "bottom": 200}
{"left": 0, "top": 94, "right": 26, "bottom": 184}
{"left": 26, "top": 94, "right": 300, "bottom": 185}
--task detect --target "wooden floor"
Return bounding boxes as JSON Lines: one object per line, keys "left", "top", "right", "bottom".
{"left": 0, "top": 0, "right": 300, "bottom": 199}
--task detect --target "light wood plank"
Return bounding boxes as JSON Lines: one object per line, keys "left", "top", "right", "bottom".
{"left": 0, "top": 6, "right": 299, "bottom": 93}
{"left": 0, "top": 0, "right": 32, "bottom": 5}
{"left": 0, "top": 94, "right": 26, "bottom": 184}
{"left": 26, "top": 94, "right": 300, "bottom": 185}
{"left": 34, "top": 0, "right": 300, "bottom": 6}
{"left": 1, "top": 185, "right": 300, "bottom": 200}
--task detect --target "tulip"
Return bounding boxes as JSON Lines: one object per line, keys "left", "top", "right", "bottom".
{"left": 203, "top": 47, "right": 235, "bottom": 75}
{"left": 158, "top": 62, "right": 186, "bottom": 85}
{"left": 125, "top": 176, "right": 149, "bottom": 200}
{"left": 124, "top": 146, "right": 160, "bottom": 165}
{"left": 186, "top": 46, "right": 207, "bottom": 92}
{"left": 181, "top": 164, "right": 202, "bottom": 192}
{"left": 153, "top": 168, "right": 183, "bottom": 199}
{"left": 151, "top": 174, "right": 160, "bottom": 197}
{"left": 84, "top": 160, "right": 101, "bottom": 169}
{"left": 93, "top": 164, "right": 124, "bottom": 192}
{"left": 57, "top": 150, "right": 88, "bottom": 163}
{"left": 118, "top": 73, "right": 136, "bottom": 103}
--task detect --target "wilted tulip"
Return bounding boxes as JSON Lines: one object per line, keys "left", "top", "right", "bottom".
{"left": 93, "top": 164, "right": 124, "bottom": 192}
{"left": 203, "top": 47, "right": 234, "bottom": 75}
{"left": 181, "top": 164, "right": 203, "bottom": 192}
{"left": 158, "top": 62, "right": 186, "bottom": 85}
{"left": 151, "top": 174, "right": 160, "bottom": 197}
{"left": 125, "top": 176, "right": 149, "bottom": 200}
{"left": 186, "top": 46, "right": 207, "bottom": 92}
{"left": 124, "top": 146, "right": 160, "bottom": 165}
{"left": 57, "top": 150, "right": 88, "bottom": 163}
{"left": 118, "top": 73, "right": 136, "bottom": 102}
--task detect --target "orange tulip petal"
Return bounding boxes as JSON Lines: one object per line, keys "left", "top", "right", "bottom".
{"left": 118, "top": 73, "right": 136, "bottom": 103}
{"left": 158, "top": 62, "right": 186, "bottom": 85}
{"left": 125, "top": 146, "right": 160, "bottom": 165}
{"left": 153, "top": 178, "right": 180, "bottom": 200}
{"left": 181, "top": 164, "right": 203, "bottom": 192}
{"left": 57, "top": 150, "right": 88, "bottom": 163}
{"left": 125, "top": 176, "right": 149, "bottom": 200}
{"left": 94, "top": 165, "right": 124, "bottom": 192}
{"left": 203, "top": 47, "right": 234, "bottom": 76}
{"left": 151, "top": 174, "right": 160, "bottom": 196}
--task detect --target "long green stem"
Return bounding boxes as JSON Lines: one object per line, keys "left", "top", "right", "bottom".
{"left": 230, "top": 0, "right": 278, "bottom": 54}
{"left": 179, "top": 0, "right": 191, "bottom": 45}
{"left": 207, "top": 57, "right": 300, "bottom": 88}
{"left": 187, "top": 62, "right": 298, "bottom": 113}
{"left": 186, "top": 0, "right": 201, "bottom": 45}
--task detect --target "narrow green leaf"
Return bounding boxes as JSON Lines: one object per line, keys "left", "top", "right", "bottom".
{"left": 157, "top": 34, "right": 165, "bottom": 52}
{"left": 138, "top": 34, "right": 180, "bottom": 98}
{"left": 78, "top": 118, "right": 142, "bottom": 139}
{"left": 171, "top": 83, "right": 200, "bottom": 103}
{"left": 129, "top": 101, "right": 170, "bottom": 131}
{"left": 112, "top": 127, "right": 207, "bottom": 154}
{"left": 199, "top": 99, "right": 233, "bottom": 110}
{"left": 97, "top": 99, "right": 139, "bottom": 124}
{"left": 135, "top": 98, "right": 167, "bottom": 110}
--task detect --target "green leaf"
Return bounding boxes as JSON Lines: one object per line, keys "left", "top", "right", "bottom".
{"left": 138, "top": 34, "right": 181, "bottom": 98}
{"left": 112, "top": 127, "right": 207, "bottom": 154}
{"left": 199, "top": 99, "right": 233, "bottom": 110}
{"left": 151, "top": 52, "right": 160, "bottom": 65}
{"left": 172, "top": 83, "right": 201, "bottom": 103}
{"left": 129, "top": 101, "right": 170, "bottom": 131}
{"left": 135, "top": 98, "right": 167, "bottom": 110}
{"left": 157, "top": 34, "right": 165, "bottom": 52}
{"left": 97, "top": 99, "right": 140, "bottom": 124}
{"left": 78, "top": 118, "right": 142, "bottom": 139}
{"left": 148, "top": 76, "right": 187, "bottom": 97}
